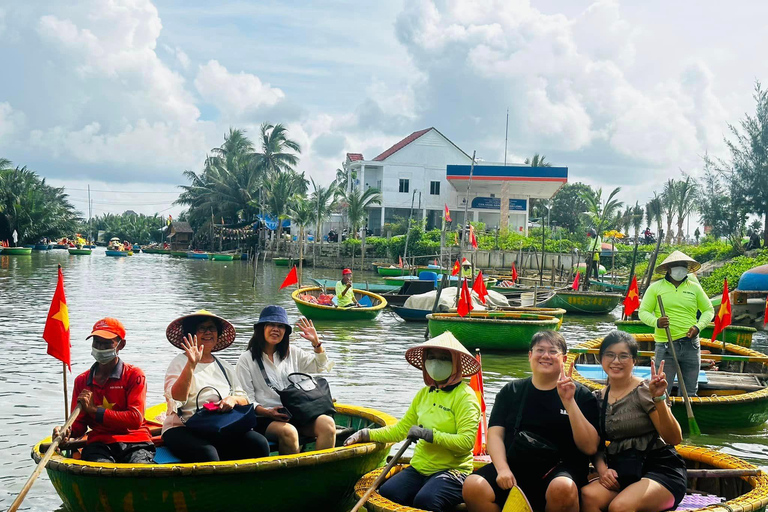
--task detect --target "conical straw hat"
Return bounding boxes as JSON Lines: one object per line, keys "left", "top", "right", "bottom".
{"left": 655, "top": 250, "right": 701, "bottom": 274}
{"left": 166, "top": 310, "right": 237, "bottom": 352}
{"left": 405, "top": 331, "right": 481, "bottom": 377}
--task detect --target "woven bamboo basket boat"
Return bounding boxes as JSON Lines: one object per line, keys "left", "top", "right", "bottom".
{"left": 426, "top": 312, "right": 560, "bottom": 351}
{"left": 31, "top": 403, "right": 396, "bottom": 512}
{"left": 211, "top": 253, "right": 234, "bottom": 261}
{"left": 354, "top": 445, "right": 768, "bottom": 512}
{"left": 0, "top": 247, "right": 32, "bottom": 255}
{"left": 542, "top": 290, "right": 623, "bottom": 314}
{"left": 67, "top": 248, "right": 92, "bottom": 255}
{"left": 292, "top": 286, "right": 387, "bottom": 321}
{"left": 568, "top": 334, "right": 768, "bottom": 432}
{"left": 615, "top": 320, "right": 756, "bottom": 348}
{"left": 105, "top": 250, "right": 132, "bottom": 257}
{"left": 377, "top": 266, "right": 411, "bottom": 276}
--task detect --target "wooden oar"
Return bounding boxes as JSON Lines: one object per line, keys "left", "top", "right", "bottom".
{"left": 657, "top": 296, "right": 701, "bottom": 436}
{"left": 502, "top": 485, "right": 533, "bottom": 512}
{"left": 351, "top": 438, "right": 413, "bottom": 512}
{"left": 9, "top": 404, "right": 82, "bottom": 512}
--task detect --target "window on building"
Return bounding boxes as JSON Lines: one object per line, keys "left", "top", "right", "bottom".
{"left": 399, "top": 179, "right": 409, "bottom": 193}
{"left": 430, "top": 181, "right": 440, "bottom": 195}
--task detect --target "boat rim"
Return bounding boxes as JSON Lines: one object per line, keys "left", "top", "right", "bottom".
{"left": 568, "top": 334, "right": 768, "bottom": 406}
{"left": 615, "top": 320, "right": 758, "bottom": 333}
{"left": 426, "top": 313, "right": 560, "bottom": 327}
{"left": 553, "top": 290, "right": 624, "bottom": 299}
{"left": 292, "top": 286, "right": 388, "bottom": 311}
{"left": 32, "top": 403, "right": 396, "bottom": 475}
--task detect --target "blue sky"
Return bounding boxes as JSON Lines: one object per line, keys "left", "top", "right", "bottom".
{"left": 0, "top": 0, "right": 766, "bottom": 218}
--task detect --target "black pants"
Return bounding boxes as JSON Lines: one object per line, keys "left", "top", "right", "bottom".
{"left": 81, "top": 442, "right": 155, "bottom": 464}
{"left": 378, "top": 466, "right": 467, "bottom": 512}
{"left": 163, "top": 427, "right": 270, "bottom": 463}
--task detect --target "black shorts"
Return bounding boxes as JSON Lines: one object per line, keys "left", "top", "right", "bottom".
{"left": 474, "top": 462, "right": 585, "bottom": 511}
{"left": 639, "top": 446, "right": 688, "bottom": 508}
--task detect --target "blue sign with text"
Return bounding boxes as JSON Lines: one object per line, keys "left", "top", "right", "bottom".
{"left": 471, "top": 197, "right": 527, "bottom": 211}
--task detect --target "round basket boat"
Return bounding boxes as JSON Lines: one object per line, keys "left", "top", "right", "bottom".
{"left": 211, "top": 253, "right": 234, "bottom": 261}
{"left": 1, "top": 247, "right": 33, "bottom": 255}
{"left": 32, "top": 403, "right": 397, "bottom": 512}
{"left": 68, "top": 248, "right": 92, "bottom": 255}
{"left": 354, "top": 445, "right": 768, "bottom": 512}
{"left": 427, "top": 311, "right": 560, "bottom": 351}
{"left": 615, "top": 320, "right": 756, "bottom": 348}
{"left": 541, "top": 290, "right": 623, "bottom": 314}
{"left": 378, "top": 266, "right": 410, "bottom": 277}
{"left": 292, "top": 286, "right": 387, "bottom": 321}
{"left": 105, "top": 250, "right": 131, "bottom": 257}
{"left": 568, "top": 334, "right": 768, "bottom": 432}
{"left": 170, "top": 251, "right": 188, "bottom": 257}
{"left": 495, "top": 306, "right": 567, "bottom": 322}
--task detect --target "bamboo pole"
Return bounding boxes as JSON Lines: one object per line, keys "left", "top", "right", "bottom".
{"left": 62, "top": 362, "right": 69, "bottom": 421}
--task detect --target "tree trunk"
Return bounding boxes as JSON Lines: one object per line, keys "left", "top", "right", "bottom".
{"left": 676, "top": 218, "right": 685, "bottom": 245}
{"left": 299, "top": 225, "right": 304, "bottom": 287}
{"left": 665, "top": 216, "right": 673, "bottom": 244}
{"left": 764, "top": 212, "right": 768, "bottom": 247}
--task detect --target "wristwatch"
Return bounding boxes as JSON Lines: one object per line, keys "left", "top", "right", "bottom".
{"left": 652, "top": 393, "right": 668, "bottom": 403}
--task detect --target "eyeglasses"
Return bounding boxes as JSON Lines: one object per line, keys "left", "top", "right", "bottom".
{"left": 265, "top": 323, "right": 286, "bottom": 330}
{"left": 196, "top": 324, "right": 217, "bottom": 333}
{"left": 602, "top": 352, "right": 632, "bottom": 362}
{"left": 532, "top": 348, "right": 562, "bottom": 357}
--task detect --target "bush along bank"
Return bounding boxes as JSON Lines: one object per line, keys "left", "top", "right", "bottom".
{"left": 700, "top": 249, "right": 768, "bottom": 296}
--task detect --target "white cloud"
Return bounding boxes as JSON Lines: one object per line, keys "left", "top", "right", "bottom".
{"left": 0, "top": 102, "right": 25, "bottom": 142}
{"left": 194, "top": 60, "right": 285, "bottom": 120}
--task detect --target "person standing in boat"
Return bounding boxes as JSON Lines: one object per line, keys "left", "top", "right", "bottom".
{"left": 581, "top": 331, "right": 686, "bottom": 512}
{"left": 52, "top": 318, "right": 155, "bottom": 463}
{"left": 335, "top": 268, "right": 359, "bottom": 307}
{"left": 162, "top": 310, "right": 271, "bottom": 462}
{"left": 586, "top": 228, "right": 602, "bottom": 281}
{"left": 462, "top": 331, "right": 600, "bottom": 512}
{"left": 236, "top": 306, "right": 337, "bottom": 455}
{"left": 460, "top": 258, "right": 473, "bottom": 279}
{"left": 638, "top": 251, "right": 714, "bottom": 397}
{"left": 344, "top": 332, "right": 481, "bottom": 512}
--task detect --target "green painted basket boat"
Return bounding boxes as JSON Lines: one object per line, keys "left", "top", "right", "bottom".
{"left": 32, "top": 403, "right": 396, "bottom": 512}
{"left": 292, "top": 286, "right": 387, "bottom": 321}
{"left": 569, "top": 334, "right": 768, "bottom": 432}
{"left": 496, "top": 306, "right": 567, "bottom": 323}
{"left": 427, "top": 312, "right": 560, "bottom": 351}
{"left": 67, "top": 248, "right": 92, "bottom": 255}
{"left": 170, "top": 251, "right": 188, "bottom": 257}
{"left": 616, "top": 320, "right": 756, "bottom": 348}
{"left": 142, "top": 247, "right": 171, "bottom": 254}
{"left": 311, "top": 278, "right": 401, "bottom": 294}
{"left": 211, "top": 253, "right": 234, "bottom": 261}
{"left": 1, "top": 247, "right": 33, "bottom": 255}
{"left": 377, "top": 266, "right": 410, "bottom": 276}
{"left": 355, "top": 445, "right": 768, "bottom": 512}
{"left": 273, "top": 257, "right": 290, "bottom": 266}
{"left": 542, "top": 290, "right": 623, "bottom": 314}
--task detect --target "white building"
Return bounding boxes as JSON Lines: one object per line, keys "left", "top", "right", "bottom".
{"left": 343, "top": 127, "right": 567, "bottom": 236}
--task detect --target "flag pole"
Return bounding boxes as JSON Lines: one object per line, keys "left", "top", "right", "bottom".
{"left": 62, "top": 361, "right": 69, "bottom": 421}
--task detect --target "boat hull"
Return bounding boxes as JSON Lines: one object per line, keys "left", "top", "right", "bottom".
{"left": 0, "top": 247, "right": 32, "bottom": 255}
{"left": 68, "top": 249, "right": 92, "bottom": 255}
{"left": 211, "top": 254, "right": 234, "bottom": 261}
{"left": 34, "top": 404, "right": 396, "bottom": 512}
{"left": 427, "top": 312, "right": 560, "bottom": 351}
{"left": 391, "top": 305, "right": 430, "bottom": 322}
{"left": 187, "top": 252, "right": 209, "bottom": 259}
{"left": 615, "top": 320, "right": 756, "bottom": 348}
{"left": 311, "top": 278, "right": 401, "bottom": 294}
{"left": 142, "top": 248, "right": 171, "bottom": 254}
{"left": 377, "top": 266, "right": 410, "bottom": 276}
{"left": 34, "top": 244, "right": 53, "bottom": 250}
{"left": 105, "top": 250, "right": 130, "bottom": 257}
{"left": 292, "top": 286, "right": 387, "bottom": 321}
{"left": 542, "top": 290, "right": 623, "bottom": 314}
{"left": 273, "top": 257, "right": 290, "bottom": 266}
{"left": 170, "top": 251, "right": 188, "bottom": 257}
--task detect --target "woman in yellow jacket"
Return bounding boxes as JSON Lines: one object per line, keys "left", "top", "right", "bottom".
{"left": 344, "top": 332, "right": 481, "bottom": 512}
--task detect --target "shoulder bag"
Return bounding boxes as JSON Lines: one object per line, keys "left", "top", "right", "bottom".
{"left": 256, "top": 355, "right": 335, "bottom": 426}
{"left": 180, "top": 357, "right": 258, "bottom": 436}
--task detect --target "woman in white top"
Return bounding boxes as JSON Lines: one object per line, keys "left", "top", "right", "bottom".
{"left": 236, "top": 305, "right": 336, "bottom": 455}
{"left": 162, "top": 310, "right": 270, "bottom": 462}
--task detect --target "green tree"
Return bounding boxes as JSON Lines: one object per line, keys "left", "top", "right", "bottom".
{"left": 288, "top": 197, "right": 315, "bottom": 285}
{"left": 674, "top": 175, "right": 698, "bottom": 244}
{"left": 549, "top": 182, "right": 594, "bottom": 233}
{"left": 341, "top": 187, "right": 382, "bottom": 238}
{"left": 661, "top": 179, "right": 677, "bottom": 244}
{"left": 580, "top": 187, "right": 623, "bottom": 231}
{"left": 645, "top": 193, "right": 663, "bottom": 236}
{"left": 524, "top": 154, "right": 552, "bottom": 167}
{"left": 257, "top": 122, "right": 301, "bottom": 175}
{"left": 309, "top": 177, "right": 338, "bottom": 254}
{"left": 699, "top": 158, "right": 747, "bottom": 250}
{"left": 259, "top": 170, "right": 308, "bottom": 249}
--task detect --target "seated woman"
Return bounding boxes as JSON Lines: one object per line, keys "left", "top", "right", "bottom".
{"left": 581, "top": 330, "right": 686, "bottom": 512}
{"left": 344, "top": 332, "right": 481, "bottom": 512}
{"left": 236, "top": 306, "right": 336, "bottom": 455}
{"left": 161, "top": 310, "right": 270, "bottom": 462}
{"left": 463, "top": 331, "right": 600, "bottom": 512}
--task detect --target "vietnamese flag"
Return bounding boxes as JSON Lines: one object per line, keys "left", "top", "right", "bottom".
{"left": 444, "top": 204, "right": 452, "bottom": 223}
{"left": 451, "top": 259, "right": 460, "bottom": 276}
{"left": 469, "top": 225, "right": 478, "bottom": 249}
{"left": 469, "top": 352, "right": 487, "bottom": 456}
{"left": 43, "top": 265, "right": 71, "bottom": 370}
{"left": 279, "top": 266, "right": 298, "bottom": 289}
{"left": 623, "top": 275, "right": 640, "bottom": 317}
{"left": 711, "top": 278, "right": 732, "bottom": 342}
{"left": 398, "top": 256, "right": 403, "bottom": 268}
{"left": 764, "top": 298, "right": 768, "bottom": 327}
{"left": 457, "top": 279, "right": 473, "bottom": 317}
{"left": 473, "top": 271, "right": 488, "bottom": 305}
{"left": 511, "top": 262, "right": 518, "bottom": 282}
{"left": 571, "top": 271, "right": 580, "bottom": 291}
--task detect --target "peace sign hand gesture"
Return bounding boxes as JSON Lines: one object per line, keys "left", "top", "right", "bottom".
{"left": 557, "top": 361, "right": 576, "bottom": 403}
{"left": 649, "top": 360, "right": 668, "bottom": 398}
{"left": 182, "top": 334, "right": 204, "bottom": 369}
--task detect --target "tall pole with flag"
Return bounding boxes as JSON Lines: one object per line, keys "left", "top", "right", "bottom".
{"left": 457, "top": 151, "right": 476, "bottom": 306}
{"left": 469, "top": 349, "right": 487, "bottom": 456}
{"left": 43, "top": 265, "right": 71, "bottom": 420}
{"left": 712, "top": 279, "right": 732, "bottom": 352}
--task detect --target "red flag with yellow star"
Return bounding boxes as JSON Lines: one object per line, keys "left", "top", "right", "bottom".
{"left": 43, "top": 265, "right": 71, "bottom": 370}
{"left": 469, "top": 351, "right": 487, "bottom": 456}
{"left": 711, "top": 278, "right": 732, "bottom": 342}
{"left": 451, "top": 259, "right": 460, "bottom": 276}
{"left": 623, "top": 275, "right": 640, "bottom": 317}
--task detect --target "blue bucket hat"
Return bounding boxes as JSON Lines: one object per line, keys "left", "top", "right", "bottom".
{"left": 255, "top": 305, "right": 293, "bottom": 335}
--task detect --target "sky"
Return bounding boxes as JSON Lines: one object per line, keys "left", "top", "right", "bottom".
{"left": 0, "top": 0, "right": 766, "bottom": 220}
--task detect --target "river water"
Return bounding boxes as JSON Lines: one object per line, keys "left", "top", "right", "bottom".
{"left": 2, "top": 249, "right": 768, "bottom": 511}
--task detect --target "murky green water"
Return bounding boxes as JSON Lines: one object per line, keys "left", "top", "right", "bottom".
{"left": 1, "top": 250, "right": 767, "bottom": 510}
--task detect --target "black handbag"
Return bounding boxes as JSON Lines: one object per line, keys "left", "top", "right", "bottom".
{"left": 180, "top": 357, "right": 258, "bottom": 436}
{"left": 508, "top": 378, "right": 561, "bottom": 478}
{"left": 256, "top": 356, "right": 335, "bottom": 426}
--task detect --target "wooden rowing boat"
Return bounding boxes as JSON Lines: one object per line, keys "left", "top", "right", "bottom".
{"left": 568, "top": 334, "right": 768, "bottom": 432}
{"left": 311, "top": 278, "right": 401, "bottom": 294}
{"left": 32, "top": 403, "right": 396, "bottom": 512}
{"left": 355, "top": 445, "right": 768, "bottom": 512}
{"left": 0, "top": 247, "right": 32, "bottom": 255}
{"left": 292, "top": 286, "right": 387, "bottom": 321}
{"left": 390, "top": 305, "right": 431, "bottom": 322}
{"left": 67, "top": 248, "right": 92, "bottom": 255}
{"left": 105, "top": 250, "right": 132, "bottom": 257}
{"left": 187, "top": 251, "right": 209, "bottom": 259}
{"left": 170, "top": 251, "right": 188, "bottom": 257}
{"left": 541, "top": 290, "right": 623, "bottom": 314}
{"left": 615, "top": 320, "right": 756, "bottom": 348}
{"left": 427, "top": 312, "right": 560, "bottom": 351}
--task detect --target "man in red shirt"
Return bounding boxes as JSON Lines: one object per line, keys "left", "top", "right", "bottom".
{"left": 53, "top": 318, "right": 155, "bottom": 463}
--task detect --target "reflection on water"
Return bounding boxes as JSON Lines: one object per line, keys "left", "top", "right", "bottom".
{"left": 1, "top": 250, "right": 766, "bottom": 510}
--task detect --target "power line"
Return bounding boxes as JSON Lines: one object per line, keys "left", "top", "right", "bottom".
{"left": 64, "top": 187, "right": 181, "bottom": 194}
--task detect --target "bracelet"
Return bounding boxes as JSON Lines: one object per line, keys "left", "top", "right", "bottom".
{"left": 652, "top": 393, "right": 668, "bottom": 403}
{"left": 314, "top": 342, "right": 323, "bottom": 349}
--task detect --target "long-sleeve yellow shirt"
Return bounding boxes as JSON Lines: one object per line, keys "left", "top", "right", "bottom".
{"left": 638, "top": 276, "right": 714, "bottom": 341}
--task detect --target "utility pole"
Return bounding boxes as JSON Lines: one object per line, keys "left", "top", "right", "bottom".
{"left": 87, "top": 185, "right": 92, "bottom": 244}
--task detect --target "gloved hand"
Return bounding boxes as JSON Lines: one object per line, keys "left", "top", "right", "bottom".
{"left": 407, "top": 425, "right": 434, "bottom": 443}
{"left": 343, "top": 428, "right": 370, "bottom": 446}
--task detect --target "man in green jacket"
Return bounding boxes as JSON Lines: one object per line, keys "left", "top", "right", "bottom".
{"left": 638, "top": 251, "right": 714, "bottom": 396}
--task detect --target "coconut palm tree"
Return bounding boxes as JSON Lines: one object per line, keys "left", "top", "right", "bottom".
{"left": 579, "top": 187, "right": 623, "bottom": 230}
{"left": 632, "top": 202, "right": 644, "bottom": 240}
{"left": 662, "top": 179, "right": 677, "bottom": 244}
{"left": 257, "top": 122, "right": 301, "bottom": 176}
{"left": 524, "top": 154, "right": 552, "bottom": 167}
{"left": 646, "top": 194, "right": 663, "bottom": 239}
{"left": 674, "top": 175, "right": 698, "bottom": 244}
{"left": 288, "top": 197, "right": 315, "bottom": 285}
{"left": 309, "top": 178, "right": 338, "bottom": 255}
{"left": 341, "top": 187, "right": 382, "bottom": 238}
{"left": 259, "top": 170, "right": 308, "bottom": 250}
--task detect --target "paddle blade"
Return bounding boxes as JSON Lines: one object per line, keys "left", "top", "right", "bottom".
{"left": 688, "top": 417, "right": 701, "bottom": 436}
{"left": 502, "top": 486, "right": 533, "bottom": 512}
{"left": 359, "top": 295, "right": 372, "bottom": 307}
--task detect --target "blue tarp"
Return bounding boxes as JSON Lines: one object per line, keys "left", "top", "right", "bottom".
{"left": 257, "top": 215, "right": 291, "bottom": 231}
{"left": 575, "top": 364, "right": 708, "bottom": 384}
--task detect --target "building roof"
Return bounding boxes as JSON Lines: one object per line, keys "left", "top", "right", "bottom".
{"left": 346, "top": 153, "right": 364, "bottom": 161}
{"left": 171, "top": 221, "right": 194, "bottom": 233}
{"left": 372, "top": 128, "right": 433, "bottom": 161}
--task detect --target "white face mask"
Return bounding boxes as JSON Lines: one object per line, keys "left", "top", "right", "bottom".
{"left": 425, "top": 359, "right": 454, "bottom": 382}
{"left": 669, "top": 267, "right": 688, "bottom": 281}
{"left": 92, "top": 347, "right": 117, "bottom": 364}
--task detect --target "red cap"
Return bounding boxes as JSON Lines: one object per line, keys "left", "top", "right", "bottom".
{"left": 342, "top": 268, "right": 352, "bottom": 275}
{"left": 86, "top": 317, "right": 126, "bottom": 341}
